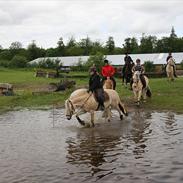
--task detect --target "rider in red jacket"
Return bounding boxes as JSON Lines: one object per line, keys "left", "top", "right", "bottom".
{"left": 101, "top": 59, "right": 116, "bottom": 89}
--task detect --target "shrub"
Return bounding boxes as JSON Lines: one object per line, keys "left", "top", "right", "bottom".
{"left": 144, "top": 61, "right": 155, "bottom": 72}
{"left": 10, "top": 55, "right": 27, "bottom": 68}
{"left": 0, "top": 59, "right": 10, "bottom": 67}
{"left": 85, "top": 52, "right": 106, "bottom": 71}
{"left": 180, "top": 60, "right": 183, "bottom": 69}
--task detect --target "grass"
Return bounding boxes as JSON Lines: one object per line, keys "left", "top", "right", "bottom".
{"left": 0, "top": 68, "right": 183, "bottom": 113}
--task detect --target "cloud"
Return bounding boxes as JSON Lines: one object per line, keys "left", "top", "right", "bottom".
{"left": 0, "top": 0, "right": 182, "bottom": 48}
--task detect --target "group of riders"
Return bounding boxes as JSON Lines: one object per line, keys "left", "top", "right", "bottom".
{"left": 88, "top": 52, "right": 177, "bottom": 110}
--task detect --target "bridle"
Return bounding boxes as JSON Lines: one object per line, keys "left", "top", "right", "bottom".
{"left": 66, "top": 99, "right": 75, "bottom": 119}
{"left": 66, "top": 92, "right": 92, "bottom": 119}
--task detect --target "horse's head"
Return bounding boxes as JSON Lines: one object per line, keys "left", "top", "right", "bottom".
{"left": 167, "top": 58, "right": 175, "bottom": 66}
{"left": 132, "top": 71, "right": 141, "bottom": 85}
{"left": 65, "top": 99, "right": 75, "bottom": 120}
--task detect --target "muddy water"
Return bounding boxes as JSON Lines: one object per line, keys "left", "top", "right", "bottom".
{"left": 0, "top": 109, "right": 183, "bottom": 183}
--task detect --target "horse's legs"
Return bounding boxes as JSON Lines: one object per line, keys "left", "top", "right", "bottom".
{"left": 90, "top": 111, "right": 95, "bottom": 127}
{"left": 133, "top": 90, "right": 138, "bottom": 102}
{"left": 138, "top": 90, "right": 142, "bottom": 102}
{"left": 76, "top": 116, "right": 85, "bottom": 126}
{"left": 142, "top": 88, "right": 147, "bottom": 102}
{"left": 102, "top": 106, "right": 112, "bottom": 122}
{"left": 75, "top": 109, "right": 86, "bottom": 126}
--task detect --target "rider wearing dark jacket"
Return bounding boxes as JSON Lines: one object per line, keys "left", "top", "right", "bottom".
{"left": 166, "top": 52, "right": 177, "bottom": 77}
{"left": 89, "top": 68, "right": 105, "bottom": 110}
{"left": 122, "top": 53, "right": 134, "bottom": 83}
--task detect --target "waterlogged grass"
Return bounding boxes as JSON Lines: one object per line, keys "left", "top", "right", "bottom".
{"left": 0, "top": 68, "right": 183, "bottom": 113}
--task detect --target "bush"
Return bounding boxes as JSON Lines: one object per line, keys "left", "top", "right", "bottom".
{"left": 9, "top": 55, "right": 27, "bottom": 68}
{"left": 85, "top": 52, "right": 106, "bottom": 71}
{"left": 144, "top": 61, "right": 155, "bottom": 72}
{"left": 0, "top": 59, "right": 10, "bottom": 67}
{"left": 180, "top": 60, "right": 183, "bottom": 69}
{"left": 71, "top": 58, "right": 88, "bottom": 71}
{"left": 33, "top": 58, "right": 62, "bottom": 69}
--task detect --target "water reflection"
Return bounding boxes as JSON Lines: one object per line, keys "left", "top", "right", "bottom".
{"left": 0, "top": 110, "right": 183, "bottom": 183}
{"left": 65, "top": 124, "right": 124, "bottom": 179}
{"left": 130, "top": 110, "right": 152, "bottom": 158}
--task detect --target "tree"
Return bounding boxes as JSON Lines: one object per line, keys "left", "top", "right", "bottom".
{"left": 9, "top": 41, "right": 22, "bottom": 50}
{"left": 27, "top": 40, "right": 42, "bottom": 61}
{"left": 106, "top": 36, "right": 115, "bottom": 54}
{"left": 66, "top": 36, "right": 76, "bottom": 48}
{"left": 57, "top": 37, "right": 65, "bottom": 56}
{"left": 139, "top": 34, "right": 157, "bottom": 53}
{"left": 170, "top": 26, "right": 177, "bottom": 38}
{"left": 0, "top": 45, "right": 3, "bottom": 50}
{"left": 79, "top": 36, "right": 92, "bottom": 55}
{"left": 86, "top": 52, "right": 106, "bottom": 71}
{"left": 123, "top": 37, "right": 139, "bottom": 53}
{"left": 10, "top": 55, "right": 27, "bottom": 68}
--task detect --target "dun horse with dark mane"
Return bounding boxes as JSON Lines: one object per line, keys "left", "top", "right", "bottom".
{"left": 65, "top": 88, "right": 128, "bottom": 127}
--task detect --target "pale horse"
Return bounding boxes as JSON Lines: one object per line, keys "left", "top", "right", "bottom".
{"left": 103, "top": 77, "right": 114, "bottom": 89}
{"left": 166, "top": 57, "right": 176, "bottom": 81}
{"left": 132, "top": 71, "right": 152, "bottom": 105}
{"left": 65, "top": 88, "right": 128, "bottom": 127}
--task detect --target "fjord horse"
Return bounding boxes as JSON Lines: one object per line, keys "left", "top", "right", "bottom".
{"left": 132, "top": 71, "right": 151, "bottom": 105}
{"left": 65, "top": 88, "right": 127, "bottom": 127}
{"left": 103, "top": 77, "right": 114, "bottom": 89}
{"left": 166, "top": 58, "right": 176, "bottom": 81}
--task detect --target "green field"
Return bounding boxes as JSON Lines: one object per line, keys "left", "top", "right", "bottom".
{"left": 0, "top": 68, "right": 183, "bottom": 113}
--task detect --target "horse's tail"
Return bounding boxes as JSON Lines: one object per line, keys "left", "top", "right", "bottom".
{"left": 118, "top": 102, "right": 128, "bottom": 116}
{"left": 146, "top": 86, "right": 152, "bottom": 98}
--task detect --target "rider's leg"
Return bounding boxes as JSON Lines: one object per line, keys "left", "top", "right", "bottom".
{"left": 140, "top": 74, "right": 146, "bottom": 88}
{"left": 95, "top": 89, "right": 105, "bottom": 110}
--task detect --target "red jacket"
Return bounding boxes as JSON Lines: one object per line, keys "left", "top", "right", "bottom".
{"left": 102, "top": 65, "right": 115, "bottom": 77}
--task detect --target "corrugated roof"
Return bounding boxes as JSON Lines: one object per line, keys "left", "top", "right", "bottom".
{"left": 30, "top": 52, "right": 183, "bottom": 66}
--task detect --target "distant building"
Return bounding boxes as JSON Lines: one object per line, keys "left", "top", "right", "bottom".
{"left": 30, "top": 52, "right": 183, "bottom": 66}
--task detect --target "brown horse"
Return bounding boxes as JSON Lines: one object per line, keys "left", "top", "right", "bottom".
{"left": 122, "top": 62, "right": 134, "bottom": 87}
{"left": 65, "top": 88, "right": 128, "bottom": 127}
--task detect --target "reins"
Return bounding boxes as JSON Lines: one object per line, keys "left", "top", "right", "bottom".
{"left": 68, "top": 92, "right": 93, "bottom": 115}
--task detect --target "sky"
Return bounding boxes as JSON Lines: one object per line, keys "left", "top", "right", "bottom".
{"left": 0, "top": 0, "right": 182, "bottom": 49}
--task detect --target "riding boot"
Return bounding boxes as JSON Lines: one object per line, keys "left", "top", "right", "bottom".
{"left": 140, "top": 75, "right": 146, "bottom": 88}
{"left": 95, "top": 88, "right": 105, "bottom": 111}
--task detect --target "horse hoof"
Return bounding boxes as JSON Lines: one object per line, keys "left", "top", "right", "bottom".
{"left": 120, "top": 115, "right": 123, "bottom": 120}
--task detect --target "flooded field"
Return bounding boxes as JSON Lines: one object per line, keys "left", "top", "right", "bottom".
{"left": 0, "top": 109, "right": 183, "bottom": 183}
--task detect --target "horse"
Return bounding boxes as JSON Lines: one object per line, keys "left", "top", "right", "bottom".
{"left": 103, "top": 77, "right": 113, "bottom": 89}
{"left": 166, "top": 57, "right": 176, "bottom": 81}
{"left": 122, "top": 62, "right": 134, "bottom": 87}
{"left": 65, "top": 88, "right": 128, "bottom": 127}
{"left": 132, "top": 71, "right": 151, "bottom": 106}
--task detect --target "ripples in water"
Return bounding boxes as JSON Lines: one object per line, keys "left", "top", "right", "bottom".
{"left": 0, "top": 109, "right": 183, "bottom": 183}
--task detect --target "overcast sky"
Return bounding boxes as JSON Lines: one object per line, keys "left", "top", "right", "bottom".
{"left": 0, "top": 0, "right": 182, "bottom": 48}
